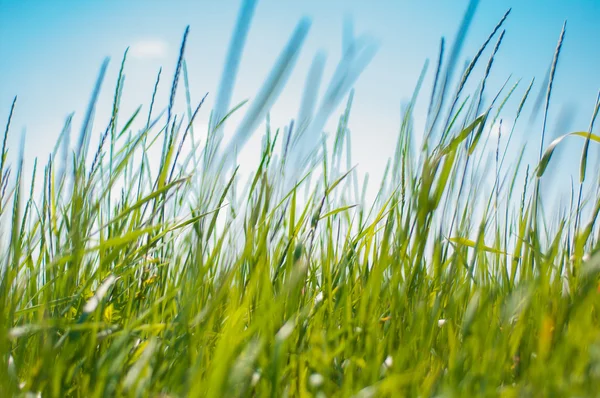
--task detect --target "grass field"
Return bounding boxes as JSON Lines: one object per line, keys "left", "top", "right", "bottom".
{"left": 2, "top": 5, "right": 600, "bottom": 398}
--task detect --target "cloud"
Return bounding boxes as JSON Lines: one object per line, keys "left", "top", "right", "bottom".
{"left": 130, "top": 39, "right": 168, "bottom": 59}
{"left": 490, "top": 119, "right": 512, "bottom": 138}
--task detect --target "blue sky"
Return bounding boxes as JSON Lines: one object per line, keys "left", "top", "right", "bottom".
{"left": 1, "top": 0, "right": 599, "bottom": 205}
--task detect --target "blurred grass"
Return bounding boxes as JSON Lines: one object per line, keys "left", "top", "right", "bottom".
{"left": 2, "top": 2, "right": 600, "bottom": 397}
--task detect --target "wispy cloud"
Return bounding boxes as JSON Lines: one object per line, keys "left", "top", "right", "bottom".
{"left": 130, "top": 39, "right": 168, "bottom": 59}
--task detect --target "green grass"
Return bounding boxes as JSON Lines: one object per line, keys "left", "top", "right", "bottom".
{"left": 2, "top": 5, "right": 600, "bottom": 398}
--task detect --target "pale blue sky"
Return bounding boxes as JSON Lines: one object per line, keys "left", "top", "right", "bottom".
{"left": 1, "top": 0, "right": 599, "bottom": 203}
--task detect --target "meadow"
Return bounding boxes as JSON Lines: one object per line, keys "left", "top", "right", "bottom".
{"left": 2, "top": 3, "right": 600, "bottom": 397}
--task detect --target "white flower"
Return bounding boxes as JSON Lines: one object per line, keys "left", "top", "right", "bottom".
{"left": 251, "top": 371, "right": 261, "bottom": 386}
{"left": 570, "top": 253, "right": 591, "bottom": 262}
{"left": 380, "top": 356, "right": 394, "bottom": 377}
{"left": 384, "top": 356, "right": 393, "bottom": 368}
{"left": 438, "top": 319, "right": 447, "bottom": 327}
{"left": 309, "top": 373, "right": 324, "bottom": 388}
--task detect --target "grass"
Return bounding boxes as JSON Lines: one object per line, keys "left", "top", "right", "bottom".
{"left": 2, "top": 2, "right": 600, "bottom": 397}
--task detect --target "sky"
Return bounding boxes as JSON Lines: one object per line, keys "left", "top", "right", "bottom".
{"left": 1, "top": 0, "right": 599, "bottom": 208}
